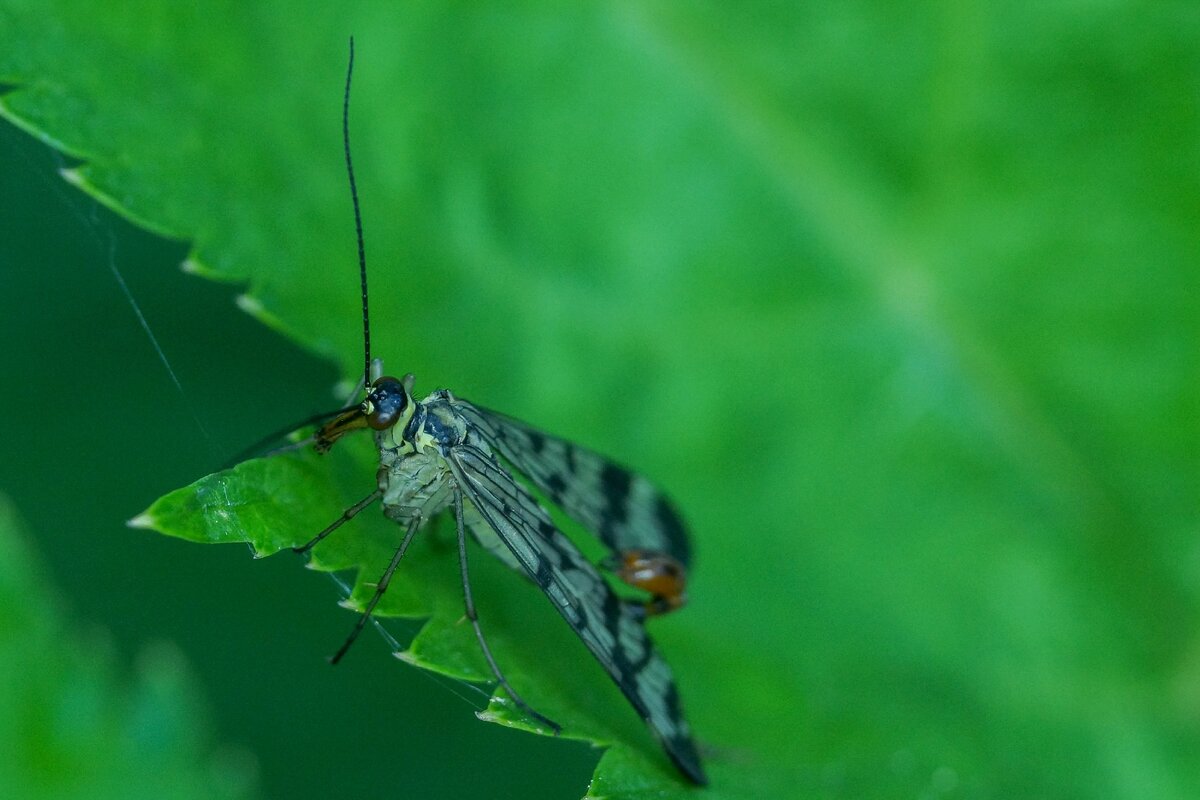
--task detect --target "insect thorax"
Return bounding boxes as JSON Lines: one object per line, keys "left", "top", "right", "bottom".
{"left": 375, "top": 392, "right": 477, "bottom": 526}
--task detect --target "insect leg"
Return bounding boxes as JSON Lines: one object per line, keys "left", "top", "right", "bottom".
{"left": 453, "top": 488, "right": 561, "bottom": 735}
{"left": 329, "top": 514, "right": 421, "bottom": 664}
{"left": 293, "top": 489, "right": 382, "bottom": 554}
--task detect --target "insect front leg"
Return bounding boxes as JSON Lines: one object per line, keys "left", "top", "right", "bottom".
{"left": 452, "top": 487, "right": 561, "bottom": 735}
{"left": 293, "top": 489, "right": 382, "bottom": 554}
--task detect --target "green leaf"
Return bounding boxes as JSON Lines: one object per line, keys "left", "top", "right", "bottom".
{"left": 132, "top": 442, "right": 737, "bottom": 794}
{"left": 0, "top": 493, "right": 258, "bottom": 800}
{"left": 4, "top": 2, "right": 1198, "bottom": 798}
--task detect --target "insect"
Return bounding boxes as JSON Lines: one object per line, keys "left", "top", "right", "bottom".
{"left": 281, "top": 38, "right": 705, "bottom": 785}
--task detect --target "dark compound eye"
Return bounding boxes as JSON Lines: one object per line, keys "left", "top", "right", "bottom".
{"left": 365, "top": 376, "right": 408, "bottom": 430}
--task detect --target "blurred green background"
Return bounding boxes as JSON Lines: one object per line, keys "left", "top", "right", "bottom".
{"left": 0, "top": 2, "right": 1197, "bottom": 799}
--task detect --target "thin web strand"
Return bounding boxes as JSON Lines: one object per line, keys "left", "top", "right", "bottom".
{"left": 7, "top": 128, "right": 220, "bottom": 456}
{"left": 99, "top": 227, "right": 219, "bottom": 454}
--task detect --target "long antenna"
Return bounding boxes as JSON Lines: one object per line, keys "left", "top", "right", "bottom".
{"left": 343, "top": 36, "right": 371, "bottom": 390}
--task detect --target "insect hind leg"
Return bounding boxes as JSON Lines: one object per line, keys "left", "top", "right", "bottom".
{"left": 453, "top": 488, "right": 561, "bottom": 735}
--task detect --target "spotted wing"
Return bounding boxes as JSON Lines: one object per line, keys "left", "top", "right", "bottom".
{"left": 446, "top": 443, "right": 706, "bottom": 784}
{"left": 454, "top": 401, "right": 692, "bottom": 568}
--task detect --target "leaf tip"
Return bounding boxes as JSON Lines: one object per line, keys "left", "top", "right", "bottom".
{"left": 126, "top": 511, "right": 156, "bottom": 531}
{"left": 234, "top": 293, "right": 294, "bottom": 339}
{"left": 58, "top": 165, "right": 84, "bottom": 187}
{"left": 234, "top": 293, "right": 262, "bottom": 314}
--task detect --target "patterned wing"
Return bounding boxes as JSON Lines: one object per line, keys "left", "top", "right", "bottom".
{"left": 454, "top": 401, "right": 692, "bottom": 568}
{"left": 446, "top": 442, "right": 706, "bottom": 785}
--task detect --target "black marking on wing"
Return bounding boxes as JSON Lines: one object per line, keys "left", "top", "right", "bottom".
{"left": 446, "top": 444, "right": 706, "bottom": 785}
{"left": 454, "top": 401, "right": 692, "bottom": 568}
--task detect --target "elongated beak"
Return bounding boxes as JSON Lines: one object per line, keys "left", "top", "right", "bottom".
{"left": 314, "top": 406, "right": 368, "bottom": 454}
